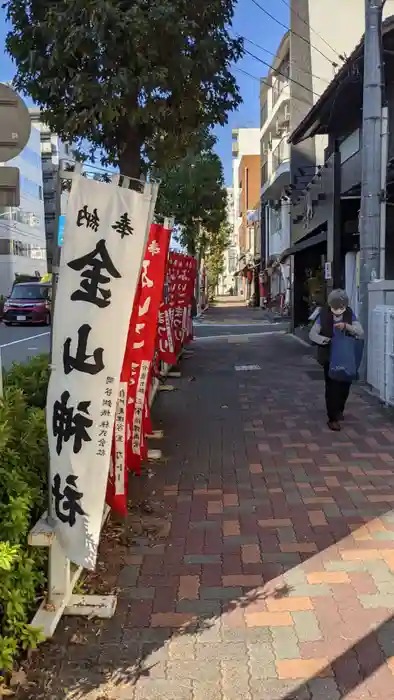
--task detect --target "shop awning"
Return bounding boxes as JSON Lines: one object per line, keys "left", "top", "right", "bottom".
{"left": 280, "top": 230, "right": 327, "bottom": 261}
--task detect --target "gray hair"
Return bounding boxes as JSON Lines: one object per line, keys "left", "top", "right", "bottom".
{"left": 327, "top": 288, "right": 349, "bottom": 310}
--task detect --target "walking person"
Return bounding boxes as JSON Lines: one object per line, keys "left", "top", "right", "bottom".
{"left": 309, "top": 289, "right": 364, "bottom": 432}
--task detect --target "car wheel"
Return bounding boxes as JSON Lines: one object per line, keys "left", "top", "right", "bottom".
{"left": 4, "top": 321, "right": 12, "bottom": 326}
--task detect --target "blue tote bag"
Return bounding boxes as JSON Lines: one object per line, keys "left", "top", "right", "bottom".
{"left": 329, "top": 331, "right": 364, "bottom": 382}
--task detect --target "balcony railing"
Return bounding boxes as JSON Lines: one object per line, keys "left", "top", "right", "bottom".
{"left": 272, "top": 138, "right": 290, "bottom": 172}
{"left": 261, "top": 160, "right": 268, "bottom": 186}
{"left": 272, "top": 75, "right": 289, "bottom": 107}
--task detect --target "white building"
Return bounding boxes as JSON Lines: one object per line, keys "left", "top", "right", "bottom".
{"left": 218, "top": 187, "right": 238, "bottom": 294}
{"left": 30, "top": 110, "right": 73, "bottom": 271}
{"left": 0, "top": 123, "right": 47, "bottom": 295}
{"left": 231, "top": 128, "right": 260, "bottom": 293}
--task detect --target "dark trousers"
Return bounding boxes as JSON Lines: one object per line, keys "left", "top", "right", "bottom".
{"left": 323, "top": 363, "right": 351, "bottom": 421}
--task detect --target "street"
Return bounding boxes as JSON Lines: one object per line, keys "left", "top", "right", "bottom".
{"left": 20, "top": 300, "right": 394, "bottom": 700}
{"left": 0, "top": 323, "right": 50, "bottom": 370}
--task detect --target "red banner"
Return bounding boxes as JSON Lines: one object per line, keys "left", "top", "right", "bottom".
{"left": 106, "top": 222, "right": 171, "bottom": 514}
{"left": 157, "top": 302, "right": 176, "bottom": 365}
{"left": 158, "top": 253, "right": 197, "bottom": 362}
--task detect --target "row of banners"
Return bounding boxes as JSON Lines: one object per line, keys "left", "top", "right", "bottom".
{"left": 47, "top": 176, "right": 197, "bottom": 569}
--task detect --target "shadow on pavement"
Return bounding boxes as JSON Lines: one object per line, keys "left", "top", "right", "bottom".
{"left": 16, "top": 334, "right": 394, "bottom": 700}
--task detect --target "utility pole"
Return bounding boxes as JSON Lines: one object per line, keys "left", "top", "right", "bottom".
{"left": 358, "top": 0, "right": 385, "bottom": 378}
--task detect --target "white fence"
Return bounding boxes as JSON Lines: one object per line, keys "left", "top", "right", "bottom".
{"left": 368, "top": 304, "right": 394, "bottom": 405}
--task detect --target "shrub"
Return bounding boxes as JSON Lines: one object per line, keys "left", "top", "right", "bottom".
{"left": 5, "top": 354, "right": 50, "bottom": 409}
{"left": 0, "top": 362, "right": 50, "bottom": 675}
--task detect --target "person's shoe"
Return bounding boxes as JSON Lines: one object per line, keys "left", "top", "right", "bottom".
{"left": 328, "top": 420, "right": 341, "bottom": 432}
{"left": 338, "top": 412, "right": 344, "bottom": 421}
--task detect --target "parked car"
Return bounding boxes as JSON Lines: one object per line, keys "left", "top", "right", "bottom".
{"left": 3, "top": 282, "right": 52, "bottom": 326}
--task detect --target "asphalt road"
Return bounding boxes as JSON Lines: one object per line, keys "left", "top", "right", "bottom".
{"left": 0, "top": 323, "right": 50, "bottom": 370}
{"left": 193, "top": 319, "right": 290, "bottom": 338}
{"left": 0, "top": 317, "right": 290, "bottom": 369}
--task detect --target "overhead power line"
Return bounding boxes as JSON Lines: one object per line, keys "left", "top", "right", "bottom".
{"left": 249, "top": 0, "right": 342, "bottom": 69}
{"left": 277, "top": 0, "right": 345, "bottom": 63}
{"left": 240, "top": 35, "right": 331, "bottom": 85}
{"left": 234, "top": 66, "right": 267, "bottom": 84}
{"left": 243, "top": 47, "right": 322, "bottom": 98}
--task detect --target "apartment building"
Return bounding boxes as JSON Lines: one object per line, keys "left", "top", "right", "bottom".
{"left": 231, "top": 127, "right": 260, "bottom": 296}
{"left": 30, "top": 110, "right": 73, "bottom": 271}
{"left": 260, "top": 0, "right": 394, "bottom": 311}
{"left": 0, "top": 124, "right": 47, "bottom": 295}
{"left": 260, "top": 32, "right": 291, "bottom": 304}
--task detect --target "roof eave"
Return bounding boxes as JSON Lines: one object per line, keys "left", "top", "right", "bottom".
{"left": 288, "top": 15, "right": 394, "bottom": 146}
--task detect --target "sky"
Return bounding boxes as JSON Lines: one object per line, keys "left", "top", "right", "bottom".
{"left": 0, "top": 0, "right": 289, "bottom": 186}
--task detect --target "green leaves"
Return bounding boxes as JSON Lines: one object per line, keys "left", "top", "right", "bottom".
{"left": 154, "top": 130, "right": 228, "bottom": 255}
{"left": 4, "top": 0, "right": 242, "bottom": 177}
{"left": 0, "top": 358, "right": 50, "bottom": 675}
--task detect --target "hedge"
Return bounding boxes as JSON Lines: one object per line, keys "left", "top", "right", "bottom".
{"left": 0, "top": 355, "right": 50, "bottom": 676}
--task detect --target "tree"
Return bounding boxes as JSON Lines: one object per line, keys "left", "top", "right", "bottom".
{"left": 154, "top": 131, "right": 228, "bottom": 255}
{"left": 4, "top": 0, "right": 242, "bottom": 179}
{"left": 206, "top": 221, "right": 231, "bottom": 300}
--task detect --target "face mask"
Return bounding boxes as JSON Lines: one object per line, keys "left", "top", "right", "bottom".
{"left": 330, "top": 307, "right": 345, "bottom": 317}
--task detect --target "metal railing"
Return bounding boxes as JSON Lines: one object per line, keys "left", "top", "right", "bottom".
{"left": 272, "top": 138, "right": 290, "bottom": 172}
{"left": 272, "top": 71, "right": 289, "bottom": 107}
{"left": 261, "top": 160, "right": 268, "bottom": 186}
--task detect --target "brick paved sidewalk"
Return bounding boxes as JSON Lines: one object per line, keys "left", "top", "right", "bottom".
{"left": 20, "top": 333, "right": 394, "bottom": 699}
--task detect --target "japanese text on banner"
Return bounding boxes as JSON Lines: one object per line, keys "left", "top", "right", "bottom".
{"left": 106, "top": 222, "right": 171, "bottom": 514}
{"left": 47, "top": 175, "right": 154, "bottom": 569}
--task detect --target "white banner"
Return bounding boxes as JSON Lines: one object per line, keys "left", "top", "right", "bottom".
{"left": 47, "top": 175, "right": 155, "bottom": 569}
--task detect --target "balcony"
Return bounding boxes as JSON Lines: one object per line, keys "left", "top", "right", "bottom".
{"left": 261, "top": 137, "right": 290, "bottom": 200}
{"left": 272, "top": 73, "right": 289, "bottom": 109}
{"left": 272, "top": 138, "right": 290, "bottom": 172}
{"left": 260, "top": 82, "right": 290, "bottom": 140}
{"left": 261, "top": 160, "right": 268, "bottom": 188}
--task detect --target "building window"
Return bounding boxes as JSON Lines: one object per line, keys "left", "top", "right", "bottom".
{"left": 20, "top": 176, "right": 44, "bottom": 200}
{"left": 20, "top": 145, "right": 42, "bottom": 169}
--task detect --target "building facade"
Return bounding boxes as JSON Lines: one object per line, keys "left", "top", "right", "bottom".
{"left": 30, "top": 110, "right": 73, "bottom": 271}
{"left": 0, "top": 123, "right": 47, "bottom": 295}
{"left": 231, "top": 127, "right": 260, "bottom": 297}
{"left": 218, "top": 187, "right": 238, "bottom": 295}
{"left": 288, "top": 15, "right": 394, "bottom": 331}
{"left": 238, "top": 154, "right": 260, "bottom": 301}
{"left": 260, "top": 1, "right": 394, "bottom": 316}
{"left": 259, "top": 33, "right": 292, "bottom": 307}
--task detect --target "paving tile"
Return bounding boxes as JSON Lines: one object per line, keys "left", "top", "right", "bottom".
{"left": 178, "top": 575, "right": 200, "bottom": 600}
{"left": 292, "top": 611, "right": 322, "bottom": 643}
{"left": 307, "top": 572, "right": 350, "bottom": 584}
{"left": 271, "top": 625, "right": 300, "bottom": 659}
{"left": 277, "top": 658, "right": 332, "bottom": 679}
{"left": 245, "top": 611, "right": 293, "bottom": 627}
{"left": 266, "top": 597, "right": 313, "bottom": 612}
{"left": 19, "top": 328, "right": 394, "bottom": 700}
